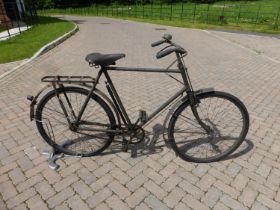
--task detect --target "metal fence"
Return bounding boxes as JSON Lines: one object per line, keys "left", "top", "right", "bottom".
{"left": 38, "top": 2, "right": 280, "bottom": 30}
{"left": 0, "top": 0, "right": 37, "bottom": 40}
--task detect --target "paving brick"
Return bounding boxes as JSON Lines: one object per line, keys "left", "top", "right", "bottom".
{"left": 52, "top": 204, "right": 70, "bottom": 210}
{"left": 212, "top": 202, "right": 230, "bottom": 210}
{"left": 0, "top": 197, "right": 7, "bottom": 210}
{"left": 108, "top": 180, "right": 131, "bottom": 200}
{"left": 13, "top": 203, "right": 28, "bottom": 210}
{"left": 94, "top": 162, "right": 115, "bottom": 178}
{"left": 25, "top": 162, "right": 47, "bottom": 178}
{"left": 6, "top": 188, "right": 36, "bottom": 209}
{"left": 163, "top": 187, "right": 185, "bottom": 208}
{"left": 59, "top": 162, "right": 82, "bottom": 177}
{"left": 257, "top": 194, "right": 280, "bottom": 210}
{"left": 16, "top": 155, "right": 34, "bottom": 171}
{"left": 0, "top": 162, "right": 17, "bottom": 174}
{"left": 126, "top": 187, "right": 149, "bottom": 208}
{"left": 26, "top": 195, "right": 49, "bottom": 210}
{"left": 231, "top": 173, "right": 249, "bottom": 191}
{"left": 143, "top": 157, "right": 163, "bottom": 171}
{"left": 127, "top": 162, "right": 147, "bottom": 178}
{"left": 179, "top": 180, "right": 203, "bottom": 199}
{"left": 192, "top": 164, "right": 210, "bottom": 177}
{"left": 0, "top": 181, "right": 17, "bottom": 200}
{"left": 251, "top": 201, "right": 269, "bottom": 210}
{"left": 81, "top": 158, "right": 98, "bottom": 171}
{"left": 214, "top": 180, "right": 240, "bottom": 199}
{"left": 239, "top": 187, "right": 258, "bottom": 208}
{"left": 208, "top": 168, "right": 232, "bottom": 184}
{"left": 35, "top": 180, "right": 56, "bottom": 200}
{"left": 77, "top": 168, "right": 96, "bottom": 185}
{"left": 42, "top": 169, "right": 61, "bottom": 184}
{"left": 174, "top": 202, "right": 191, "bottom": 210}
{"left": 176, "top": 168, "right": 199, "bottom": 184}
{"left": 145, "top": 195, "right": 170, "bottom": 210}
{"left": 110, "top": 168, "right": 131, "bottom": 185}
{"left": 0, "top": 174, "right": 9, "bottom": 184}
{"left": 47, "top": 187, "right": 74, "bottom": 209}
{"left": 67, "top": 195, "right": 90, "bottom": 210}
{"left": 112, "top": 156, "right": 131, "bottom": 171}
{"left": 90, "top": 173, "right": 113, "bottom": 192}
{"left": 86, "top": 187, "right": 112, "bottom": 208}
{"left": 224, "top": 162, "right": 242, "bottom": 178}
{"left": 159, "top": 162, "right": 178, "bottom": 178}
{"left": 248, "top": 180, "right": 276, "bottom": 199}
{"left": 106, "top": 195, "right": 130, "bottom": 210}
{"left": 161, "top": 174, "right": 182, "bottom": 192}
{"left": 8, "top": 168, "right": 26, "bottom": 185}
{"left": 16, "top": 174, "right": 43, "bottom": 192}
{"left": 135, "top": 202, "right": 151, "bottom": 210}
{"left": 144, "top": 180, "right": 167, "bottom": 200}
{"left": 72, "top": 180, "right": 93, "bottom": 200}
{"left": 24, "top": 147, "right": 40, "bottom": 160}
{"left": 221, "top": 194, "right": 248, "bottom": 210}
{"left": 53, "top": 174, "right": 79, "bottom": 192}
{"left": 196, "top": 174, "right": 216, "bottom": 191}
{"left": 126, "top": 174, "right": 148, "bottom": 192}
{"left": 143, "top": 168, "right": 164, "bottom": 185}
{"left": 93, "top": 202, "right": 110, "bottom": 210}
{"left": 256, "top": 162, "right": 272, "bottom": 178}
{"left": 201, "top": 187, "right": 223, "bottom": 208}
{"left": 182, "top": 194, "right": 210, "bottom": 210}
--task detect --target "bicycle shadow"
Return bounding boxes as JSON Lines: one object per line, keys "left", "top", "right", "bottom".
{"left": 100, "top": 123, "right": 254, "bottom": 161}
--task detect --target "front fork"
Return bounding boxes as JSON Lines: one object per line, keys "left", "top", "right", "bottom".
{"left": 187, "top": 91, "right": 212, "bottom": 134}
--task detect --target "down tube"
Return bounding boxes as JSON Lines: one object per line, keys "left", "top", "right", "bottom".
{"left": 141, "top": 87, "right": 186, "bottom": 126}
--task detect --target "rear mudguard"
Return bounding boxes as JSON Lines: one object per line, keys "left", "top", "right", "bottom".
{"left": 28, "top": 84, "right": 121, "bottom": 126}
{"left": 162, "top": 88, "right": 214, "bottom": 145}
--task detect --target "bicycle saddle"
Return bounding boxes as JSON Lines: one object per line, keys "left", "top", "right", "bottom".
{"left": 85, "top": 53, "right": 125, "bottom": 66}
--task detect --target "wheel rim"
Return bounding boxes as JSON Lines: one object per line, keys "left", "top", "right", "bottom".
{"left": 170, "top": 94, "right": 247, "bottom": 161}
{"left": 37, "top": 89, "right": 113, "bottom": 156}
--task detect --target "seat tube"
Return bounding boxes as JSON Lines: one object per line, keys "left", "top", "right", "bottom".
{"left": 103, "top": 69, "right": 132, "bottom": 126}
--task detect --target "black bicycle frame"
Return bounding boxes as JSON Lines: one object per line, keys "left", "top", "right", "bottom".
{"left": 74, "top": 52, "right": 196, "bottom": 133}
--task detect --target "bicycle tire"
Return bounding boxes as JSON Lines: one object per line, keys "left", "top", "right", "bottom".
{"left": 168, "top": 91, "right": 249, "bottom": 163}
{"left": 35, "top": 86, "right": 116, "bottom": 156}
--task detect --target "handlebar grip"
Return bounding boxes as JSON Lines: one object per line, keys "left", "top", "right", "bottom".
{"left": 151, "top": 40, "right": 165, "bottom": 47}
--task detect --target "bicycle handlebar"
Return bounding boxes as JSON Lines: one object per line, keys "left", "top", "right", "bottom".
{"left": 151, "top": 34, "right": 187, "bottom": 59}
{"left": 151, "top": 39, "right": 166, "bottom": 47}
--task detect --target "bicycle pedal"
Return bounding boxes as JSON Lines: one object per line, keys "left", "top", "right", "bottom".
{"left": 122, "top": 139, "right": 129, "bottom": 152}
{"left": 139, "top": 110, "right": 148, "bottom": 123}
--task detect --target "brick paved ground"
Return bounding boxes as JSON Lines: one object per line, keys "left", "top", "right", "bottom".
{"left": 0, "top": 16, "right": 280, "bottom": 210}
{"left": 0, "top": 59, "right": 27, "bottom": 76}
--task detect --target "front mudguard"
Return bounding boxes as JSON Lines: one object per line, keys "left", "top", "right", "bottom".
{"left": 162, "top": 88, "right": 215, "bottom": 146}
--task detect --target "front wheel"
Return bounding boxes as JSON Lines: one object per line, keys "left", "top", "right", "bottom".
{"left": 168, "top": 91, "right": 249, "bottom": 163}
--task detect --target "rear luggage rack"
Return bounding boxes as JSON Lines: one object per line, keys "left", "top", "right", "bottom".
{"left": 41, "top": 76, "right": 95, "bottom": 84}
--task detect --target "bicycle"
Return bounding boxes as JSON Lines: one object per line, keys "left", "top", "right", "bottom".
{"left": 28, "top": 34, "right": 249, "bottom": 164}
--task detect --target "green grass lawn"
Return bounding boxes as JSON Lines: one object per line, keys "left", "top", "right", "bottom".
{"left": 0, "top": 16, "right": 75, "bottom": 64}
{"left": 0, "top": 25, "right": 6, "bottom": 33}
{"left": 38, "top": 0, "right": 280, "bottom": 34}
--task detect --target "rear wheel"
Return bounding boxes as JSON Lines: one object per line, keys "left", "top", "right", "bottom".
{"left": 35, "top": 87, "right": 116, "bottom": 156}
{"left": 168, "top": 91, "right": 249, "bottom": 163}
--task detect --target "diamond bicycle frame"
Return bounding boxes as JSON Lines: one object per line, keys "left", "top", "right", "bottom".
{"left": 70, "top": 52, "right": 211, "bottom": 134}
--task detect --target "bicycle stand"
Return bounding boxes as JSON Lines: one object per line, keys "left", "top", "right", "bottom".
{"left": 42, "top": 148, "right": 64, "bottom": 170}
{"left": 41, "top": 140, "right": 75, "bottom": 170}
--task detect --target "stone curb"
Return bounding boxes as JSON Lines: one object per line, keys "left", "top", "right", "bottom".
{"left": 0, "top": 22, "right": 79, "bottom": 80}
